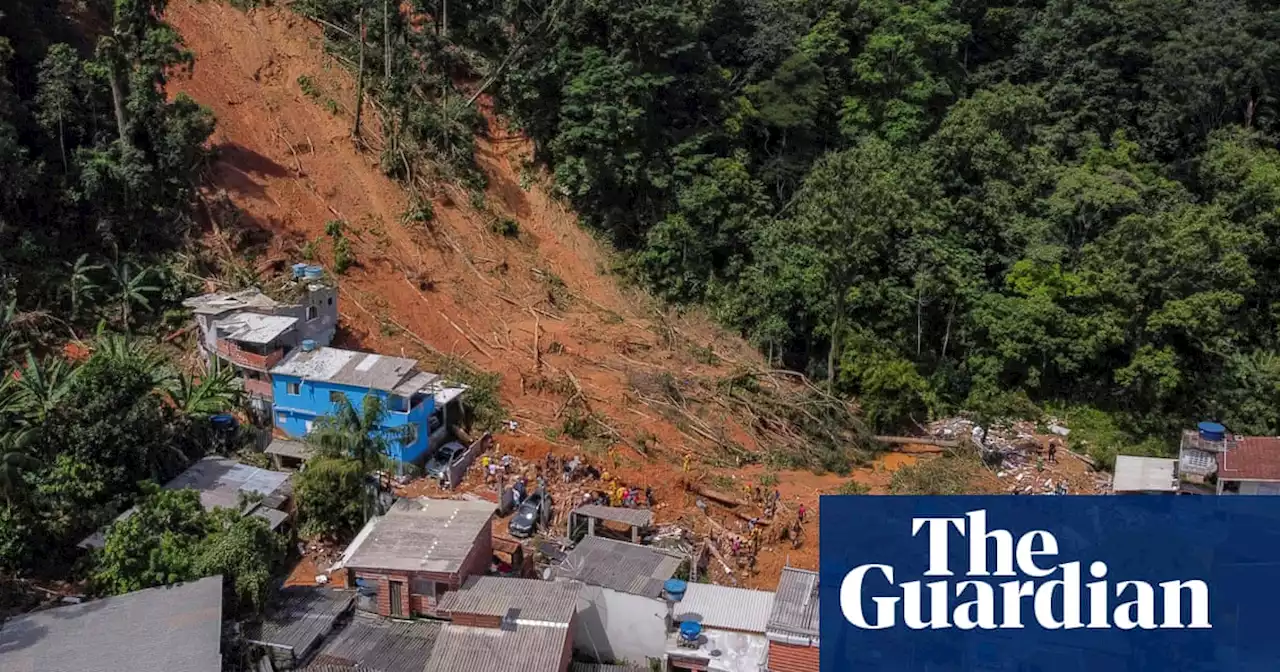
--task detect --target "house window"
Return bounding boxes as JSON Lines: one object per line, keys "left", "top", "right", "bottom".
{"left": 287, "top": 382, "right": 300, "bottom": 395}
{"left": 307, "top": 305, "right": 318, "bottom": 321}
{"left": 329, "top": 391, "right": 345, "bottom": 404}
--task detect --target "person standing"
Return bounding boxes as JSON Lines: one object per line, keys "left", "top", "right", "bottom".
{"left": 797, "top": 503, "right": 807, "bottom": 524}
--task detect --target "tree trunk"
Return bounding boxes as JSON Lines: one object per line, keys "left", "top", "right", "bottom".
{"left": 106, "top": 58, "right": 129, "bottom": 144}
{"left": 827, "top": 288, "right": 843, "bottom": 390}
{"left": 383, "top": 0, "right": 391, "bottom": 81}
{"left": 353, "top": 7, "right": 366, "bottom": 139}
{"left": 57, "top": 112, "right": 67, "bottom": 173}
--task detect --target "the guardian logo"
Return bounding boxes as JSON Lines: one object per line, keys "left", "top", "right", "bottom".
{"left": 840, "top": 510, "right": 1211, "bottom": 631}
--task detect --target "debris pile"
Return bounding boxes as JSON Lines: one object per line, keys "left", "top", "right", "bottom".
{"left": 926, "top": 417, "right": 1110, "bottom": 495}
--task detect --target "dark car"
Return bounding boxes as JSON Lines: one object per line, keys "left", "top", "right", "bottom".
{"left": 424, "top": 441, "right": 466, "bottom": 480}
{"left": 508, "top": 491, "right": 545, "bottom": 538}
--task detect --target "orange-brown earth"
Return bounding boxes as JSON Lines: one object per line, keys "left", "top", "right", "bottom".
{"left": 165, "top": 0, "right": 1030, "bottom": 590}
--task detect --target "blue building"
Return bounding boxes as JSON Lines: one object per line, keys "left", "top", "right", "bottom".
{"left": 270, "top": 344, "right": 466, "bottom": 465}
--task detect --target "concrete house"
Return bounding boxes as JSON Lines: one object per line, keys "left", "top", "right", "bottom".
{"left": 270, "top": 345, "right": 465, "bottom": 465}
{"left": 334, "top": 497, "right": 496, "bottom": 619}
{"left": 667, "top": 583, "right": 775, "bottom": 672}
{"left": 183, "top": 265, "right": 338, "bottom": 414}
{"left": 766, "top": 567, "right": 819, "bottom": 672}
{"left": 0, "top": 576, "right": 224, "bottom": 672}
{"left": 1178, "top": 422, "right": 1280, "bottom": 494}
{"left": 553, "top": 536, "right": 685, "bottom": 666}
{"left": 430, "top": 576, "right": 581, "bottom": 672}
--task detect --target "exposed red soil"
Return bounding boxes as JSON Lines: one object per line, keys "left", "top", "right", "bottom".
{"left": 164, "top": 0, "right": 1017, "bottom": 590}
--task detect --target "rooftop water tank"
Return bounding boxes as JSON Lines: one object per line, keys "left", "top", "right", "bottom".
{"left": 664, "top": 579, "right": 688, "bottom": 602}
{"left": 292, "top": 263, "right": 309, "bottom": 279}
{"left": 211, "top": 414, "right": 236, "bottom": 430}
{"left": 304, "top": 265, "right": 324, "bottom": 280}
{"left": 302, "top": 339, "right": 317, "bottom": 352}
{"left": 678, "top": 620, "right": 702, "bottom": 643}
{"left": 1198, "top": 421, "right": 1226, "bottom": 442}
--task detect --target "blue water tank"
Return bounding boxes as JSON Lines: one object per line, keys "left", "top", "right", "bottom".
{"left": 304, "top": 265, "right": 324, "bottom": 280}
{"left": 679, "top": 621, "right": 702, "bottom": 642}
{"left": 302, "top": 339, "right": 317, "bottom": 352}
{"left": 664, "top": 579, "right": 688, "bottom": 602}
{"left": 292, "top": 263, "right": 309, "bottom": 279}
{"left": 1198, "top": 421, "right": 1226, "bottom": 442}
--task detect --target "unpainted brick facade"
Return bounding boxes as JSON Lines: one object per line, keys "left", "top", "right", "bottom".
{"left": 351, "top": 518, "right": 494, "bottom": 618}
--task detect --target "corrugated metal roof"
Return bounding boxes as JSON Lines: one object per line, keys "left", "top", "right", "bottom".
{"left": 244, "top": 587, "right": 354, "bottom": 656}
{"left": 80, "top": 457, "right": 293, "bottom": 549}
{"left": 437, "top": 576, "right": 580, "bottom": 623}
{"left": 673, "top": 583, "right": 774, "bottom": 634}
{"left": 305, "top": 612, "right": 443, "bottom": 672}
{"left": 340, "top": 498, "right": 495, "bottom": 573}
{"left": 425, "top": 623, "right": 569, "bottom": 672}
{"left": 553, "top": 536, "right": 682, "bottom": 597}
{"left": 272, "top": 347, "right": 421, "bottom": 392}
{"left": 0, "top": 576, "right": 223, "bottom": 672}
{"left": 214, "top": 312, "right": 298, "bottom": 345}
{"left": 768, "top": 567, "right": 819, "bottom": 638}
{"left": 571, "top": 504, "right": 654, "bottom": 527}
{"left": 392, "top": 371, "right": 441, "bottom": 397}
{"left": 1113, "top": 455, "right": 1179, "bottom": 492}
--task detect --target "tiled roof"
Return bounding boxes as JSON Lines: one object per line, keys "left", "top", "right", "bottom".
{"left": 304, "top": 612, "right": 443, "bottom": 672}
{"left": 437, "top": 576, "right": 580, "bottom": 623}
{"left": 1218, "top": 437, "right": 1280, "bottom": 481}
{"left": 571, "top": 664, "right": 647, "bottom": 672}
{"left": 768, "top": 567, "right": 819, "bottom": 639}
{"left": 0, "top": 576, "right": 223, "bottom": 672}
{"left": 339, "top": 498, "right": 495, "bottom": 573}
{"left": 244, "top": 587, "right": 354, "bottom": 657}
{"left": 553, "top": 536, "right": 682, "bottom": 597}
{"left": 425, "top": 623, "right": 569, "bottom": 672}
{"left": 571, "top": 504, "right": 654, "bottom": 527}
{"left": 673, "top": 583, "right": 775, "bottom": 634}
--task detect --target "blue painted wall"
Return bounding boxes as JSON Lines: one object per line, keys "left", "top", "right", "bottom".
{"left": 271, "top": 374, "right": 435, "bottom": 463}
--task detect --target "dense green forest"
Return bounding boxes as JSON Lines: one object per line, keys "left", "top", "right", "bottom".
{"left": 298, "top": 0, "right": 1280, "bottom": 441}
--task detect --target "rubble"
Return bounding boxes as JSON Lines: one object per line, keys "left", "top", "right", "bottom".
{"left": 926, "top": 417, "right": 1111, "bottom": 495}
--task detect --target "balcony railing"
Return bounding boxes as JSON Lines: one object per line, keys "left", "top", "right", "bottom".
{"left": 242, "top": 378, "right": 274, "bottom": 399}
{"left": 216, "top": 339, "right": 285, "bottom": 371}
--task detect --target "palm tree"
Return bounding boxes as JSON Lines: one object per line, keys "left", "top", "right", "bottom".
{"left": 305, "top": 395, "right": 409, "bottom": 520}
{"left": 168, "top": 363, "right": 241, "bottom": 417}
{"left": 63, "top": 254, "right": 105, "bottom": 322}
{"left": 10, "top": 352, "right": 78, "bottom": 425}
{"left": 107, "top": 260, "right": 159, "bottom": 331}
{"left": 0, "top": 428, "right": 39, "bottom": 506}
{"left": 93, "top": 333, "right": 176, "bottom": 393}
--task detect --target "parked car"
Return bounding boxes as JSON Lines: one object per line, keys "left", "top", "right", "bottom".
{"left": 508, "top": 492, "right": 545, "bottom": 538}
{"left": 424, "top": 441, "right": 466, "bottom": 480}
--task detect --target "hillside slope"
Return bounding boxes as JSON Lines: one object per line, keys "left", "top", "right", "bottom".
{"left": 165, "top": 0, "right": 880, "bottom": 586}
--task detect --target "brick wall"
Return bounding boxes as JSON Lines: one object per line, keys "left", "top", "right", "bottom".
{"left": 768, "top": 641, "right": 819, "bottom": 672}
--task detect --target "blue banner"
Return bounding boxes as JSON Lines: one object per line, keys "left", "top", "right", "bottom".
{"left": 819, "top": 496, "right": 1280, "bottom": 671}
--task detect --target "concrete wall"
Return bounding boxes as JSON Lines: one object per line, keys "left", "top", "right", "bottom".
{"left": 1236, "top": 480, "right": 1280, "bottom": 495}
{"left": 570, "top": 584, "right": 668, "bottom": 666}
{"left": 271, "top": 376, "right": 434, "bottom": 463}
